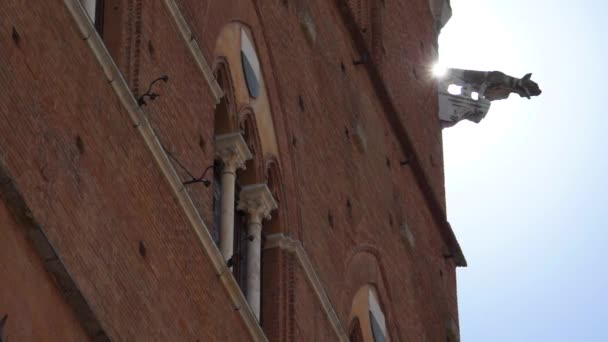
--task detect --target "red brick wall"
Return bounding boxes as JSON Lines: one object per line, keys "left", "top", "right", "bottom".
{"left": 1, "top": 1, "right": 251, "bottom": 340}
{"left": 0, "top": 0, "right": 459, "bottom": 340}
{"left": 0, "top": 199, "right": 90, "bottom": 341}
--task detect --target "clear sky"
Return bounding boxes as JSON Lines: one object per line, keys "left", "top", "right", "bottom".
{"left": 439, "top": 0, "right": 608, "bottom": 341}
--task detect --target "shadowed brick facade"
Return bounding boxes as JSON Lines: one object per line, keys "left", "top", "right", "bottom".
{"left": 0, "top": 0, "right": 463, "bottom": 341}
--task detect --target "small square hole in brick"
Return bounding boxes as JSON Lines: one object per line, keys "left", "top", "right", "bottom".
{"left": 138, "top": 241, "right": 147, "bottom": 258}
{"left": 12, "top": 27, "right": 20, "bottom": 45}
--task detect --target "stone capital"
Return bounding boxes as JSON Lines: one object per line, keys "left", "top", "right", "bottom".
{"left": 215, "top": 132, "right": 252, "bottom": 173}
{"left": 237, "top": 184, "right": 278, "bottom": 224}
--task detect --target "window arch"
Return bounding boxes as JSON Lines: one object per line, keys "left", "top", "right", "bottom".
{"left": 213, "top": 59, "right": 239, "bottom": 135}
{"left": 237, "top": 110, "right": 264, "bottom": 185}
{"left": 349, "top": 285, "right": 390, "bottom": 342}
{"left": 213, "top": 21, "right": 284, "bottom": 323}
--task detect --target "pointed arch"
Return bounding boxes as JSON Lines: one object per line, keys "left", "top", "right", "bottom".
{"left": 234, "top": 107, "right": 265, "bottom": 186}
{"left": 345, "top": 246, "right": 399, "bottom": 341}
{"left": 213, "top": 58, "right": 239, "bottom": 134}
{"left": 349, "top": 285, "right": 390, "bottom": 342}
{"left": 214, "top": 22, "right": 280, "bottom": 158}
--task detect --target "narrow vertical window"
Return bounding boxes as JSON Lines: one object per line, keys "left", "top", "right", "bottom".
{"left": 81, "top": 0, "right": 105, "bottom": 35}
{"left": 241, "top": 30, "right": 261, "bottom": 98}
{"left": 350, "top": 286, "right": 390, "bottom": 342}
{"left": 368, "top": 289, "right": 388, "bottom": 342}
{"left": 233, "top": 187, "right": 249, "bottom": 291}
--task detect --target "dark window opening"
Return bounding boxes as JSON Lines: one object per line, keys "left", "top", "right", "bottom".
{"left": 349, "top": 318, "right": 364, "bottom": 342}
{"left": 233, "top": 187, "right": 249, "bottom": 292}
{"left": 94, "top": 0, "right": 105, "bottom": 35}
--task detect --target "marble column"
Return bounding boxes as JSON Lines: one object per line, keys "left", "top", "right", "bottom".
{"left": 237, "top": 184, "right": 277, "bottom": 320}
{"left": 215, "top": 133, "right": 252, "bottom": 266}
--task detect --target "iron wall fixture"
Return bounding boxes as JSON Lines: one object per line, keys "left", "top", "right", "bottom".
{"left": 137, "top": 75, "right": 169, "bottom": 106}
{"left": 182, "top": 164, "right": 215, "bottom": 187}
{"left": 161, "top": 143, "right": 214, "bottom": 187}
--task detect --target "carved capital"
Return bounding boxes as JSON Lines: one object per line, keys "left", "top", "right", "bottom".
{"left": 237, "top": 184, "right": 278, "bottom": 224}
{"left": 215, "top": 133, "right": 252, "bottom": 173}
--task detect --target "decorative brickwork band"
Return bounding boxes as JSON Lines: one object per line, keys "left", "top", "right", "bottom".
{"left": 265, "top": 234, "right": 349, "bottom": 341}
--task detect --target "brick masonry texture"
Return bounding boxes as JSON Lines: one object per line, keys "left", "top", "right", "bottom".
{"left": 0, "top": 0, "right": 460, "bottom": 341}
{"left": 0, "top": 198, "right": 91, "bottom": 341}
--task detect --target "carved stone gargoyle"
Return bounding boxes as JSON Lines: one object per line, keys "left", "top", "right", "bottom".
{"left": 438, "top": 69, "right": 542, "bottom": 128}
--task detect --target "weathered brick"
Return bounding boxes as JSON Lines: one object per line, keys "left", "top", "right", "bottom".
{"left": 0, "top": 0, "right": 460, "bottom": 341}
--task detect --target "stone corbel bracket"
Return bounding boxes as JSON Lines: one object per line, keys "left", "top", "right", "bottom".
{"left": 438, "top": 86, "right": 491, "bottom": 127}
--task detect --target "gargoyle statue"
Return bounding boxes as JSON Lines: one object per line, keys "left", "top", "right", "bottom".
{"left": 438, "top": 69, "right": 542, "bottom": 128}
{"left": 454, "top": 70, "right": 542, "bottom": 100}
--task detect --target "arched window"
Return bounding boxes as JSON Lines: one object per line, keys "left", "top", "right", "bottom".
{"left": 349, "top": 285, "right": 390, "bottom": 342}
{"left": 214, "top": 22, "right": 282, "bottom": 322}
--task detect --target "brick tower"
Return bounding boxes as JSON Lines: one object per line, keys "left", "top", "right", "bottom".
{"left": 0, "top": 0, "right": 463, "bottom": 340}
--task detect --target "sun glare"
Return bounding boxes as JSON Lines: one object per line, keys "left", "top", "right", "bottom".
{"left": 432, "top": 63, "right": 447, "bottom": 78}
